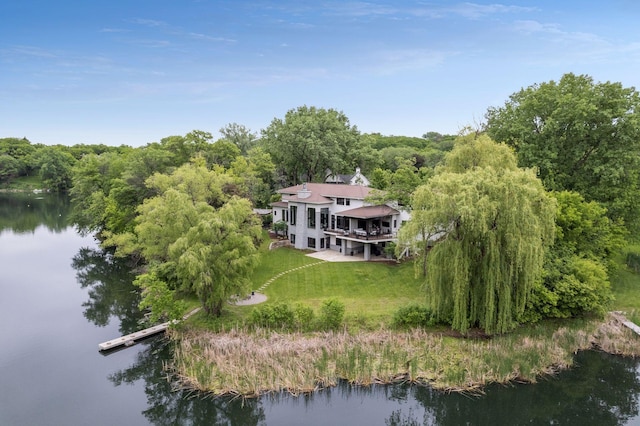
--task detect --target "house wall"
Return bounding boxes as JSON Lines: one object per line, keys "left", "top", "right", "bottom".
{"left": 285, "top": 201, "right": 331, "bottom": 251}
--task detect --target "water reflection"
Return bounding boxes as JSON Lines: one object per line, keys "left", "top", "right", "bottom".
{"left": 391, "top": 351, "right": 640, "bottom": 425}
{"left": 72, "top": 246, "right": 143, "bottom": 335}
{"left": 5, "top": 192, "right": 638, "bottom": 425}
{"left": 109, "top": 338, "right": 267, "bottom": 425}
{"left": 108, "top": 344, "right": 640, "bottom": 426}
{"left": 0, "top": 191, "right": 69, "bottom": 233}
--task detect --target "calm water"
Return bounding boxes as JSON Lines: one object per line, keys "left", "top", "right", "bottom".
{"left": 2, "top": 193, "right": 640, "bottom": 425}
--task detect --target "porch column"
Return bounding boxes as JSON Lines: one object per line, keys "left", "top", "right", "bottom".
{"left": 364, "top": 243, "right": 371, "bottom": 261}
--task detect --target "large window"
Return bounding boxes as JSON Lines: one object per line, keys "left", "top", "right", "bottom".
{"left": 337, "top": 198, "right": 345, "bottom": 205}
{"left": 320, "top": 208, "right": 329, "bottom": 229}
{"left": 307, "top": 207, "right": 316, "bottom": 228}
{"left": 308, "top": 237, "right": 316, "bottom": 248}
{"left": 290, "top": 205, "right": 297, "bottom": 225}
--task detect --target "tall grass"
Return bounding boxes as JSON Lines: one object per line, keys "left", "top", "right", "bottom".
{"left": 169, "top": 313, "right": 640, "bottom": 397}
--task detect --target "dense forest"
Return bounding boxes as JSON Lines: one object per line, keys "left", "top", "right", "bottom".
{"left": 2, "top": 73, "right": 638, "bottom": 335}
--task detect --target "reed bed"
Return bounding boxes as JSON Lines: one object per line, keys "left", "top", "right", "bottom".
{"left": 167, "top": 313, "right": 640, "bottom": 397}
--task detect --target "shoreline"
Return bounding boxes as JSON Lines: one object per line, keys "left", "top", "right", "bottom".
{"left": 167, "top": 312, "right": 640, "bottom": 398}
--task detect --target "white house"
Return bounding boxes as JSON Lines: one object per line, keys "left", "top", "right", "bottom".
{"left": 324, "top": 167, "right": 371, "bottom": 186}
{"left": 271, "top": 182, "right": 410, "bottom": 260}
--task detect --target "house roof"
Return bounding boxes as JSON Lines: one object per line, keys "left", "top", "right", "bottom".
{"left": 338, "top": 205, "right": 400, "bottom": 219}
{"left": 271, "top": 201, "right": 288, "bottom": 208}
{"left": 277, "top": 183, "right": 373, "bottom": 200}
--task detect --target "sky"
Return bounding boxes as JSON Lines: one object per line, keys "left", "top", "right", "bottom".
{"left": 2, "top": 1, "right": 640, "bottom": 147}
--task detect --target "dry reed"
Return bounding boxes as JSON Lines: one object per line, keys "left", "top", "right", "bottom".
{"left": 167, "top": 313, "right": 640, "bottom": 397}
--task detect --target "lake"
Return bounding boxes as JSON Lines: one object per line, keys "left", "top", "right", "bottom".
{"left": 1, "top": 192, "right": 640, "bottom": 425}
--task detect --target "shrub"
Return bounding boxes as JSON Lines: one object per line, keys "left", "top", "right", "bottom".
{"left": 393, "top": 304, "right": 434, "bottom": 328}
{"left": 319, "top": 298, "right": 345, "bottom": 330}
{"left": 293, "top": 303, "right": 315, "bottom": 331}
{"left": 250, "top": 302, "right": 295, "bottom": 329}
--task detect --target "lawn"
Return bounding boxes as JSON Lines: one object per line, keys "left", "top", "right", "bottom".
{"left": 611, "top": 244, "right": 640, "bottom": 322}
{"left": 231, "top": 241, "right": 425, "bottom": 326}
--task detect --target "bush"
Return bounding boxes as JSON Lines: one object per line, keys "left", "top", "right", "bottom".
{"left": 250, "top": 303, "right": 295, "bottom": 329}
{"left": 319, "top": 299, "right": 345, "bottom": 330}
{"left": 393, "top": 304, "right": 434, "bottom": 328}
{"left": 293, "top": 303, "right": 315, "bottom": 331}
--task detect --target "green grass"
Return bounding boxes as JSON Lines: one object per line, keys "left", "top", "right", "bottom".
{"left": 1, "top": 175, "right": 44, "bottom": 191}
{"left": 225, "top": 242, "right": 424, "bottom": 328}
{"left": 610, "top": 243, "right": 640, "bottom": 322}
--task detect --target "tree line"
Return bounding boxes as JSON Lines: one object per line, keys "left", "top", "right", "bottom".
{"left": 2, "top": 72, "right": 637, "bottom": 335}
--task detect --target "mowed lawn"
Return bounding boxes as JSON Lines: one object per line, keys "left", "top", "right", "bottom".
{"left": 247, "top": 244, "right": 424, "bottom": 321}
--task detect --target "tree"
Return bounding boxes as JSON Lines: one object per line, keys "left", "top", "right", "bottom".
{"left": 70, "top": 152, "right": 127, "bottom": 235}
{"left": 219, "top": 122, "right": 257, "bottom": 155}
{"left": 0, "top": 154, "right": 20, "bottom": 183}
{"left": 525, "top": 191, "right": 624, "bottom": 321}
{"left": 485, "top": 73, "right": 640, "bottom": 232}
{"left": 170, "top": 197, "right": 262, "bottom": 316}
{"left": 0, "top": 137, "right": 35, "bottom": 176}
{"left": 260, "top": 105, "right": 361, "bottom": 186}
{"left": 128, "top": 162, "right": 262, "bottom": 318}
{"left": 399, "top": 134, "right": 556, "bottom": 334}
{"left": 31, "top": 146, "right": 77, "bottom": 192}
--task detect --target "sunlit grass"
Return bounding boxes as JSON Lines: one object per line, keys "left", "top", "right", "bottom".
{"left": 241, "top": 241, "right": 425, "bottom": 326}
{"left": 1, "top": 175, "right": 43, "bottom": 190}
{"left": 610, "top": 243, "right": 640, "bottom": 319}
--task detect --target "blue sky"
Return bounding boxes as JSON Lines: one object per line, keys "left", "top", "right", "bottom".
{"left": 2, "top": 1, "right": 639, "bottom": 146}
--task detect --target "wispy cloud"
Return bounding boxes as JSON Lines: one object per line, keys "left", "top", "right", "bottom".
{"left": 100, "top": 28, "right": 130, "bottom": 33}
{"left": 187, "top": 32, "right": 236, "bottom": 43}
{"left": 444, "top": 3, "right": 538, "bottom": 19}
{"left": 513, "top": 20, "right": 609, "bottom": 47}
{"left": 369, "top": 48, "right": 452, "bottom": 75}
{"left": 127, "top": 18, "right": 167, "bottom": 27}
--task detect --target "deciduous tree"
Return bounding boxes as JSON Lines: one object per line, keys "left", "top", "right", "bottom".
{"left": 399, "top": 134, "right": 556, "bottom": 334}
{"left": 261, "top": 106, "right": 360, "bottom": 186}
{"left": 486, "top": 73, "right": 640, "bottom": 232}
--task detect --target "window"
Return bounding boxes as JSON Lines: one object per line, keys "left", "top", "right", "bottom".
{"left": 308, "top": 237, "right": 316, "bottom": 248}
{"left": 274, "top": 210, "right": 277, "bottom": 217}
{"left": 337, "top": 198, "right": 345, "bottom": 205}
{"left": 320, "top": 238, "right": 325, "bottom": 249}
{"left": 337, "top": 216, "right": 348, "bottom": 230}
{"left": 307, "top": 207, "right": 316, "bottom": 228}
{"left": 346, "top": 198, "right": 351, "bottom": 206}
{"left": 290, "top": 206, "right": 297, "bottom": 225}
{"left": 320, "top": 208, "right": 329, "bottom": 229}
{"left": 282, "top": 209, "right": 288, "bottom": 222}
{"left": 336, "top": 238, "right": 342, "bottom": 246}
{"left": 290, "top": 234, "right": 296, "bottom": 244}
{"left": 394, "top": 219, "right": 397, "bottom": 228}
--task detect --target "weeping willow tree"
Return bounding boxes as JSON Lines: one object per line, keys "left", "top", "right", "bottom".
{"left": 399, "top": 134, "right": 556, "bottom": 334}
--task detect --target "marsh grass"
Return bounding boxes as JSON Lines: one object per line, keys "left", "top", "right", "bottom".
{"left": 169, "top": 313, "right": 640, "bottom": 397}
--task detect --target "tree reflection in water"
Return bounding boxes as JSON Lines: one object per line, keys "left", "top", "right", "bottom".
{"left": 108, "top": 338, "right": 266, "bottom": 426}
{"left": 72, "top": 246, "right": 143, "bottom": 335}
{"left": 387, "top": 351, "right": 640, "bottom": 426}
{"left": 0, "top": 192, "right": 69, "bottom": 233}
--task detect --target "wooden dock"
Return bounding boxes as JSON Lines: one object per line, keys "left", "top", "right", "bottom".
{"left": 98, "top": 322, "right": 172, "bottom": 351}
{"left": 98, "top": 308, "right": 200, "bottom": 351}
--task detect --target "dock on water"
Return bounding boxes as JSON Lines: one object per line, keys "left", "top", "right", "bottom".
{"left": 98, "top": 308, "right": 200, "bottom": 351}
{"left": 98, "top": 322, "right": 172, "bottom": 351}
